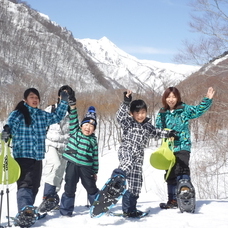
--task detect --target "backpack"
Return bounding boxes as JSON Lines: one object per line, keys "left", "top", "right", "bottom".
{"left": 150, "top": 138, "right": 175, "bottom": 180}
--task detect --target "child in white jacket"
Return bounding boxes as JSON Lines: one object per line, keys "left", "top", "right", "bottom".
{"left": 39, "top": 85, "right": 75, "bottom": 212}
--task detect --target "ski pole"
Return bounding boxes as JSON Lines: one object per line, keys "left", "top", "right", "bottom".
{"left": 0, "top": 136, "right": 5, "bottom": 228}
{"left": 0, "top": 189, "right": 4, "bottom": 228}
{"left": 5, "top": 140, "right": 11, "bottom": 227}
{"left": 0, "top": 189, "right": 4, "bottom": 227}
{"left": 0, "top": 138, "right": 6, "bottom": 228}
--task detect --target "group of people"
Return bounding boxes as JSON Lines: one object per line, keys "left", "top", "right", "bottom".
{"left": 1, "top": 85, "right": 215, "bottom": 221}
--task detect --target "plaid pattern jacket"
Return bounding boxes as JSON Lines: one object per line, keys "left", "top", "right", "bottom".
{"left": 117, "top": 102, "right": 168, "bottom": 158}
{"left": 7, "top": 100, "right": 68, "bottom": 160}
{"left": 116, "top": 102, "right": 168, "bottom": 195}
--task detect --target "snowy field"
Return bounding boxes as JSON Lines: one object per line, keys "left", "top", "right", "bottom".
{"left": 1, "top": 146, "right": 228, "bottom": 228}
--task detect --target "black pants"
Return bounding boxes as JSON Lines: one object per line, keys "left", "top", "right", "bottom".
{"left": 165, "top": 150, "right": 190, "bottom": 201}
{"left": 15, "top": 158, "right": 42, "bottom": 210}
{"left": 60, "top": 162, "right": 98, "bottom": 216}
{"left": 64, "top": 162, "right": 98, "bottom": 197}
{"left": 166, "top": 150, "right": 190, "bottom": 185}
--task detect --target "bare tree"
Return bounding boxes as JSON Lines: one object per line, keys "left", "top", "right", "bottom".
{"left": 174, "top": 0, "right": 228, "bottom": 65}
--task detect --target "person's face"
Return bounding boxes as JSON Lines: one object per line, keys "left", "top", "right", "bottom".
{"left": 24, "top": 92, "right": 40, "bottom": 108}
{"left": 81, "top": 122, "right": 95, "bottom": 136}
{"left": 131, "top": 109, "right": 147, "bottom": 123}
{"left": 166, "top": 92, "right": 177, "bottom": 110}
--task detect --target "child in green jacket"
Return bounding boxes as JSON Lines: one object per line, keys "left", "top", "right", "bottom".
{"left": 60, "top": 102, "right": 99, "bottom": 217}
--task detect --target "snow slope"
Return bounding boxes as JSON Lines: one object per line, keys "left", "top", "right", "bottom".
{"left": 1, "top": 146, "right": 228, "bottom": 228}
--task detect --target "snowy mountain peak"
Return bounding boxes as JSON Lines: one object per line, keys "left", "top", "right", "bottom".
{"left": 78, "top": 37, "right": 200, "bottom": 92}
{"left": 78, "top": 36, "right": 135, "bottom": 66}
{"left": 99, "top": 36, "right": 114, "bottom": 45}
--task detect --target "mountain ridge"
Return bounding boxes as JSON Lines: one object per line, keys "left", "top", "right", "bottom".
{"left": 78, "top": 36, "right": 200, "bottom": 93}
{"left": 0, "top": 0, "right": 227, "bottom": 120}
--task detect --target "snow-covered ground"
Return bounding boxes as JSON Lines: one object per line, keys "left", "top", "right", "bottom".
{"left": 1, "top": 146, "right": 228, "bottom": 228}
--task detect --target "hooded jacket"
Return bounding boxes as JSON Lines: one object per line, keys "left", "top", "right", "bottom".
{"left": 156, "top": 97, "right": 213, "bottom": 153}
{"left": 7, "top": 100, "right": 68, "bottom": 160}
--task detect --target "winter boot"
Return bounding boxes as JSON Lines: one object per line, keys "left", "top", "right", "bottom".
{"left": 160, "top": 199, "right": 178, "bottom": 209}
{"left": 38, "top": 193, "right": 60, "bottom": 213}
{"left": 124, "top": 209, "right": 143, "bottom": 218}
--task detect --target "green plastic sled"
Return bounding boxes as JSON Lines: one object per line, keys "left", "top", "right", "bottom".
{"left": 150, "top": 138, "right": 175, "bottom": 180}
{"left": 0, "top": 137, "right": 21, "bottom": 184}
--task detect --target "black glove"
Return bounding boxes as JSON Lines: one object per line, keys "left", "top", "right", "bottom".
{"left": 166, "top": 130, "right": 179, "bottom": 139}
{"left": 1, "top": 124, "right": 11, "bottom": 142}
{"left": 60, "top": 90, "right": 69, "bottom": 102}
{"left": 123, "top": 91, "right": 132, "bottom": 104}
{"left": 68, "top": 90, "right": 76, "bottom": 106}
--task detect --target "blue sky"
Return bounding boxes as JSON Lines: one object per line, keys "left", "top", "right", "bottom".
{"left": 25, "top": 0, "right": 197, "bottom": 64}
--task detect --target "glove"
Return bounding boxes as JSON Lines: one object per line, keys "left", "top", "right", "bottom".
{"left": 60, "top": 90, "right": 69, "bottom": 102}
{"left": 123, "top": 91, "right": 132, "bottom": 104}
{"left": 166, "top": 130, "right": 179, "bottom": 139}
{"left": 68, "top": 90, "right": 76, "bottom": 106}
{"left": 1, "top": 124, "right": 11, "bottom": 142}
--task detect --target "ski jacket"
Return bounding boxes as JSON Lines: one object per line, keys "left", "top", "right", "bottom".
{"left": 117, "top": 102, "right": 168, "bottom": 166}
{"left": 45, "top": 103, "right": 70, "bottom": 153}
{"left": 6, "top": 100, "right": 68, "bottom": 160}
{"left": 155, "top": 97, "right": 213, "bottom": 153}
{"left": 62, "top": 108, "right": 99, "bottom": 174}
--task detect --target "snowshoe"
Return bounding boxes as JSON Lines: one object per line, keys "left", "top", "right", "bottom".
{"left": 176, "top": 179, "right": 195, "bottom": 213}
{"left": 90, "top": 174, "right": 127, "bottom": 218}
{"left": 13, "top": 205, "right": 39, "bottom": 227}
{"left": 38, "top": 193, "right": 60, "bottom": 213}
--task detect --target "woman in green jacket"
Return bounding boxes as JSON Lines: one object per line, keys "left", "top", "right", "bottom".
{"left": 155, "top": 87, "right": 215, "bottom": 209}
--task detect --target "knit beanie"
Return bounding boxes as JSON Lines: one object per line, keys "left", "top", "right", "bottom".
{"left": 81, "top": 106, "right": 97, "bottom": 129}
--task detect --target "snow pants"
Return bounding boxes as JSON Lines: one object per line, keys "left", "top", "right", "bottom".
{"left": 165, "top": 150, "right": 190, "bottom": 201}
{"left": 112, "top": 168, "right": 139, "bottom": 213}
{"left": 43, "top": 145, "right": 66, "bottom": 197}
{"left": 60, "top": 162, "right": 99, "bottom": 216}
{"left": 15, "top": 158, "right": 42, "bottom": 211}
{"left": 118, "top": 150, "right": 143, "bottom": 196}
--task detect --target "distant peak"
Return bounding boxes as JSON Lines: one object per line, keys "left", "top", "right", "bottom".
{"left": 99, "top": 37, "right": 115, "bottom": 46}
{"left": 100, "top": 36, "right": 109, "bottom": 41}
